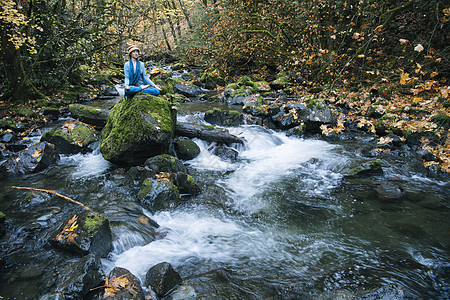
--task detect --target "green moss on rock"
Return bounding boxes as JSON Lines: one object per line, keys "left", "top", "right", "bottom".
{"left": 84, "top": 212, "right": 107, "bottom": 236}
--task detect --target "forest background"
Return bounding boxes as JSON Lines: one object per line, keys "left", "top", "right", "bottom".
{"left": 1, "top": 0, "right": 449, "bottom": 172}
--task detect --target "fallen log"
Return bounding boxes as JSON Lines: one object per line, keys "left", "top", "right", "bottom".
{"left": 175, "top": 122, "right": 244, "bottom": 145}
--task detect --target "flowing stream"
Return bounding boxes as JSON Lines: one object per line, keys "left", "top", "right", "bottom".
{"left": 0, "top": 101, "right": 449, "bottom": 299}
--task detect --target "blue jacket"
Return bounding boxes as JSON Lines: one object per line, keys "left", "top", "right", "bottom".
{"left": 124, "top": 60, "right": 156, "bottom": 87}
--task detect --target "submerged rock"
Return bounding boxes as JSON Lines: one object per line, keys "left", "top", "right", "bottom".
{"left": 145, "top": 262, "right": 182, "bottom": 298}
{"left": 41, "top": 121, "right": 99, "bottom": 154}
{"left": 344, "top": 159, "right": 383, "bottom": 178}
{"left": 49, "top": 210, "right": 112, "bottom": 258}
{"left": 100, "top": 94, "right": 175, "bottom": 166}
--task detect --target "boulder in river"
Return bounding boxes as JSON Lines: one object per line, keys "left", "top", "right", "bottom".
{"left": 100, "top": 94, "right": 176, "bottom": 166}
{"left": 344, "top": 159, "right": 383, "bottom": 178}
{"left": 3, "top": 141, "right": 60, "bottom": 174}
{"left": 41, "top": 121, "right": 99, "bottom": 154}
{"left": 138, "top": 177, "right": 180, "bottom": 211}
{"left": 49, "top": 210, "right": 112, "bottom": 258}
{"left": 145, "top": 262, "right": 182, "bottom": 298}
{"left": 169, "top": 172, "right": 201, "bottom": 195}
{"left": 145, "top": 154, "right": 187, "bottom": 173}
{"left": 174, "top": 82, "right": 204, "bottom": 97}
{"left": 174, "top": 138, "right": 200, "bottom": 160}
{"left": 204, "top": 108, "right": 244, "bottom": 127}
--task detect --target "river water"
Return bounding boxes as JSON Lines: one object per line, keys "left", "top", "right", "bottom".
{"left": 0, "top": 101, "right": 449, "bottom": 299}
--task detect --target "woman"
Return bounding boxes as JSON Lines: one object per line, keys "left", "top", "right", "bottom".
{"left": 124, "top": 45, "right": 161, "bottom": 97}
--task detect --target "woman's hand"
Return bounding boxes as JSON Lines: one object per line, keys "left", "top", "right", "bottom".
{"left": 155, "top": 85, "right": 162, "bottom": 91}
{"left": 124, "top": 85, "right": 130, "bottom": 90}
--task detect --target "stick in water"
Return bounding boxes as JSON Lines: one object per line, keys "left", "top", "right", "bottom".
{"left": 12, "top": 186, "right": 91, "bottom": 210}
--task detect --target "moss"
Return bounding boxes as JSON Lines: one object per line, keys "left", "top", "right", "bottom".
{"left": 72, "top": 125, "right": 98, "bottom": 144}
{"left": 137, "top": 178, "right": 153, "bottom": 199}
{"left": 17, "top": 106, "right": 34, "bottom": 117}
{"left": 431, "top": 113, "right": 450, "bottom": 130}
{"left": 83, "top": 212, "right": 107, "bottom": 236}
{"left": 0, "top": 211, "right": 5, "bottom": 220}
{"left": 307, "top": 99, "right": 324, "bottom": 110}
{"left": 369, "top": 159, "right": 382, "bottom": 169}
{"left": 187, "top": 175, "right": 196, "bottom": 186}
{"left": 226, "top": 83, "right": 239, "bottom": 90}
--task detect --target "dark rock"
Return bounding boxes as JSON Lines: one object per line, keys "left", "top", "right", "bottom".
{"left": 42, "top": 107, "right": 61, "bottom": 120}
{"left": 174, "top": 83, "right": 204, "bottom": 97}
{"left": 169, "top": 172, "right": 201, "bottom": 195}
{"left": 145, "top": 262, "right": 182, "bottom": 297}
{"left": 204, "top": 108, "right": 244, "bottom": 127}
{"left": 344, "top": 159, "right": 383, "bottom": 177}
{"left": 137, "top": 178, "right": 180, "bottom": 211}
{"left": 69, "top": 104, "right": 110, "bottom": 129}
{"left": 41, "top": 121, "right": 99, "bottom": 154}
{"left": 0, "top": 211, "right": 5, "bottom": 236}
{"left": 1, "top": 133, "right": 14, "bottom": 143}
{"left": 4, "top": 141, "right": 60, "bottom": 174}
{"left": 100, "top": 94, "right": 175, "bottom": 166}
{"left": 49, "top": 210, "right": 112, "bottom": 258}
{"left": 356, "top": 284, "right": 405, "bottom": 299}
{"left": 176, "top": 122, "right": 244, "bottom": 145}
{"left": 175, "top": 138, "right": 200, "bottom": 160}
{"left": 124, "top": 166, "right": 157, "bottom": 187}
{"left": 50, "top": 254, "right": 104, "bottom": 300}
{"left": 102, "top": 267, "right": 145, "bottom": 300}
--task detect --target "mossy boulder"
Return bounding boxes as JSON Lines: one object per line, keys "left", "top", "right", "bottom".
{"left": 49, "top": 210, "right": 112, "bottom": 257}
{"left": 41, "top": 121, "right": 99, "bottom": 154}
{"left": 169, "top": 172, "right": 201, "bottom": 195}
{"left": 69, "top": 104, "right": 109, "bottom": 129}
{"left": 175, "top": 139, "right": 200, "bottom": 160}
{"left": 204, "top": 108, "right": 244, "bottom": 127}
{"left": 269, "top": 72, "right": 290, "bottom": 90}
{"left": 100, "top": 94, "right": 175, "bottom": 166}
{"left": 138, "top": 178, "right": 180, "bottom": 212}
{"left": 145, "top": 154, "right": 187, "bottom": 173}
{"left": 431, "top": 113, "right": 450, "bottom": 130}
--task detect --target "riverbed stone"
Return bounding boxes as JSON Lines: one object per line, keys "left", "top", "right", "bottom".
{"left": 101, "top": 267, "right": 145, "bottom": 300}
{"left": 174, "top": 138, "right": 200, "bottom": 160}
{"left": 174, "top": 82, "right": 204, "bottom": 97}
{"left": 145, "top": 262, "right": 182, "bottom": 297}
{"left": 344, "top": 159, "right": 383, "bottom": 177}
{"left": 100, "top": 94, "right": 175, "bottom": 166}
{"left": 138, "top": 178, "right": 180, "bottom": 211}
{"left": 41, "top": 121, "right": 99, "bottom": 154}
{"left": 145, "top": 154, "right": 187, "bottom": 173}
{"left": 3, "top": 141, "right": 60, "bottom": 174}
{"left": 49, "top": 210, "right": 112, "bottom": 258}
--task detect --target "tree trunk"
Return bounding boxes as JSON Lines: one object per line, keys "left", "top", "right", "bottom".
{"left": 0, "top": 23, "right": 41, "bottom": 103}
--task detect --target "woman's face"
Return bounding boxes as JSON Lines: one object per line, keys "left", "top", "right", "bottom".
{"left": 131, "top": 50, "right": 139, "bottom": 59}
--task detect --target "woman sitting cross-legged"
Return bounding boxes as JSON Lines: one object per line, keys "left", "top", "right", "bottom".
{"left": 124, "top": 45, "right": 161, "bottom": 97}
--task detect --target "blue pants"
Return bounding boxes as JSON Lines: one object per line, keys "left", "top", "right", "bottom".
{"left": 125, "top": 85, "right": 160, "bottom": 97}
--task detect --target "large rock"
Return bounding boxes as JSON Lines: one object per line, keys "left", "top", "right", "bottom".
{"left": 176, "top": 122, "right": 244, "bottom": 145}
{"left": 69, "top": 104, "right": 110, "bottom": 129}
{"left": 100, "top": 94, "right": 175, "bottom": 166}
{"left": 3, "top": 141, "right": 60, "bottom": 174}
{"left": 41, "top": 121, "right": 99, "bottom": 154}
{"left": 174, "top": 82, "right": 204, "bottom": 97}
{"left": 145, "top": 154, "right": 187, "bottom": 173}
{"left": 49, "top": 210, "right": 112, "bottom": 258}
{"left": 204, "top": 108, "right": 244, "bottom": 127}
{"left": 169, "top": 172, "right": 201, "bottom": 195}
{"left": 145, "top": 262, "right": 182, "bottom": 298}
{"left": 174, "top": 138, "right": 200, "bottom": 160}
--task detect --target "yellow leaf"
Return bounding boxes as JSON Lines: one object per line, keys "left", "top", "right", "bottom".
{"left": 430, "top": 72, "right": 438, "bottom": 78}
{"left": 374, "top": 25, "right": 383, "bottom": 34}
{"left": 400, "top": 72, "right": 409, "bottom": 85}
{"left": 412, "top": 97, "right": 422, "bottom": 104}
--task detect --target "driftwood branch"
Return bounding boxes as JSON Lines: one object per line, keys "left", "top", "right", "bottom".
{"left": 12, "top": 186, "right": 91, "bottom": 210}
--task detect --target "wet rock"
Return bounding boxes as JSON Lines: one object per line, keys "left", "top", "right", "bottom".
{"left": 169, "top": 172, "right": 201, "bottom": 195}
{"left": 100, "top": 94, "right": 175, "bottom": 166}
{"left": 269, "top": 73, "right": 289, "bottom": 90}
{"left": 145, "top": 262, "right": 182, "bottom": 298}
{"left": 41, "top": 121, "right": 99, "bottom": 154}
{"left": 0, "top": 211, "right": 5, "bottom": 236}
{"left": 101, "top": 267, "right": 145, "bottom": 300}
{"left": 167, "top": 285, "right": 197, "bottom": 300}
{"left": 175, "top": 138, "right": 200, "bottom": 160}
{"left": 204, "top": 108, "right": 244, "bottom": 127}
{"left": 3, "top": 141, "right": 60, "bottom": 174}
{"left": 174, "top": 82, "right": 204, "bottom": 97}
{"left": 41, "top": 107, "right": 61, "bottom": 120}
{"left": 69, "top": 104, "right": 110, "bottom": 129}
{"left": 48, "top": 254, "right": 104, "bottom": 300}
{"left": 49, "top": 210, "right": 112, "bottom": 258}
{"left": 138, "top": 178, "right": 180, "bottom": 211}
{"left": 145, "top": 154, "right": 187, "bottom": 174}
{"left": 124, "top": 166, "right": 156, "bottom": 187}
